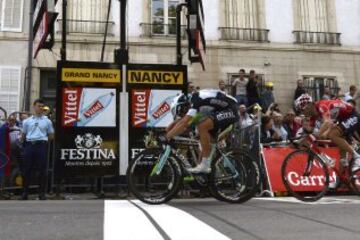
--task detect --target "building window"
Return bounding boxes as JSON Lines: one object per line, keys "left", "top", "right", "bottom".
{"left": 151, "top": 0, "right": 178, "bottom": 35}
{"left": 220, "top": 0, "right": 269, "bottom": 42}
{"left": 302, "top": 76, "right": 339, "bottom": 101}
{"left": 40, "top": 70, "right": 57, "bottom": 109}
{"left": 294, "top": 0, "right": 340, "bottom": 45}
{"left": 65, "top": 0, "right": 112, "bottom": 35}
{"left": 226, "top": 72, "right": 265, "bottom": 97}
{"left": 0, "top": 66, "right": 21, "bottom": 114}
{"left": 0, "top": 0, "right": 24, "bottom": 32}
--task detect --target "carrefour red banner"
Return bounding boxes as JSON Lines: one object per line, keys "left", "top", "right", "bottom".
{"left": 263, "top": 146, "right": 341, "bottom": 192}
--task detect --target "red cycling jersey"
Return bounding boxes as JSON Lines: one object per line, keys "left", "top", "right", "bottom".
{"left": 315, "top": 99, "right": 354, "bottom": 121}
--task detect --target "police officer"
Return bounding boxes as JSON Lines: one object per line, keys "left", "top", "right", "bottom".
{"left": 21, "top": 99, "right": 54, "bottom": 200}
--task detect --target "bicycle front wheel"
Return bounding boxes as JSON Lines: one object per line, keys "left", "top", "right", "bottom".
{"left": 127, "top": 148, "right": 182, "bottom": 204}
{"left": 209, "top": 150, "right": 258, "bottom": 203}
{"left": 281, "top": 149, "right": 329, "bottom": 202}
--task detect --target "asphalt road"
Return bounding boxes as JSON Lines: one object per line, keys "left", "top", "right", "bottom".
{"left": 1, "top": 196, "right": 360, "bottom": 240}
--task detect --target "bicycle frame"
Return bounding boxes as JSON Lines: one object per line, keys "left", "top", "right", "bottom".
{"left": 150, "top": 136, "right": 240, "bottom": 180}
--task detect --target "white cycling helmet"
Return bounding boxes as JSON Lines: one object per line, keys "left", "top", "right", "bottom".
{"left": 294, "top": 93, "right": 313, "bottom": 111}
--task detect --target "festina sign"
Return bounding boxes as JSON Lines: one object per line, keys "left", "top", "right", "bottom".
{"left": 60, "top": 133, "right": 116, "bottom": 160}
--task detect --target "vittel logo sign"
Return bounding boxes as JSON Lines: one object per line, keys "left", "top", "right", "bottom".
{"left": 62, "top": 88, "right": 115, "bottom": 127}
{"left": 60, "top": 133, "right": 116, "bottom": 160}
{"left": 132, "top": 90, "right": 150, "bottom": 127}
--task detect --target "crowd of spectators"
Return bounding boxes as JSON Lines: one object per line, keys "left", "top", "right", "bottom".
{"left": 221, "top": 69, "right": 359, "bottom": 144}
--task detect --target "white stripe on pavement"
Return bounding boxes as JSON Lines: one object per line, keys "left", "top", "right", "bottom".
{"left": 104, "top": 200, "right": 164, "bottom": 240}
{"left": 132, "top": 200, "right": 231, "bottom": 240}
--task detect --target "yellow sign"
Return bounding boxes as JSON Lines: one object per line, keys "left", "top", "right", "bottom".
{"left": 128, "top": 70, "right": 184, "bottom": 85}
{"left": 62, "top": 68, "right": 121, "bottom": 83}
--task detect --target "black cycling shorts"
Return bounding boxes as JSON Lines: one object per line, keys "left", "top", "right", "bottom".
{"left": 339, "top": 112, "right": 360, "bottom": 137}
{"left": 209, "top": 107, "right": 239, "bottom": 137}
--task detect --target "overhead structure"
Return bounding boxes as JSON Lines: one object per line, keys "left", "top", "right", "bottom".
{"left": 33, "top": 0, "right": 59, "bottom": 58}
{"left": 186, "top": 0, "right": 206, "bottom": 70}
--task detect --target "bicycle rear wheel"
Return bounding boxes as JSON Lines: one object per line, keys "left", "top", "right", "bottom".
{"left": 209, "top": 150, "right": 258, "bottom": 203}
{"left": 349, "top": 159, "right": 360, "bottom": 195}
{"left": 281, "top": 149, "right": 329, "bottom": 202}
{"left": 127, "top": 148, "right": 182, "bottom": 204}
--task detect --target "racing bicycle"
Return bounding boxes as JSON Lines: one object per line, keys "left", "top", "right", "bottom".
{"left": 127, "top": 125, "right": 259, "bottom": 204}
{"left": 281, "top": 134, "right": 360, "bottom": 202}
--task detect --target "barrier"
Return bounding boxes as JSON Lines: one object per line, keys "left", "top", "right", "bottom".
{"left": 262, "top": 146, "right": 342, "bottom": 194}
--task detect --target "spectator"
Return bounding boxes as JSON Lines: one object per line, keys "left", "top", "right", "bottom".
{"left": 295, "top": 117, "right": 315, "bottom": 138}
{"left": 272, "top": 112, "right": 288, "bottom": 141}
{"left": 8, "top": 115, "right": 21, "bottom": 146}
{"left": 283, "top": 110, "right": 301, "bottom": 139}
{"left": 232, "top": 69, "right": 248, "bottom": 105}
{"left": 266, "top": 102, "right": 281, "bottom": 116}
{"left": 322, "top": 86, "right": 332, "bottom": 100}
{"left": 294, "top": 79, "right": 306, "bottom": 100}
{"left": 247, "top": 70, "right": 260, "bottom": 107}
{"left": 344, "top": 85, "right": 358, "bottom": 102}
{"left": 21, "top": 99, "right": 54, "bottom": 200}
{"left": 43, "top": 106, "right": 51, "bottom": 117}
{"left": 218, "top": 80, "right": 227, "bottom": 93}
{"left": 261, "top": 115, "right": 281, "bottom": 143}
{"left": 260, "top": 81, "right": 275, "bottom": 112}
{"left": 347, "top": 99, "right": 356, "bottom": 107}
{"left": 188, "top": 82, "right": 196, "bottom": 95}
{"left": 17, "top": 113, "right": 29, "bottom": 129}
{"left": 238, "top": 104, "right": 253, "bottom": 129}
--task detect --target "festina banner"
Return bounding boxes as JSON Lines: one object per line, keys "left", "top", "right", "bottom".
{"left": 56, "top": 129, "right": 118, "bottom": 176}
{"left": 55, "top": 61, "right": 121, "bottom": 177}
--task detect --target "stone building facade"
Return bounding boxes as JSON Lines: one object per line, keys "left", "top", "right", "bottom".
{"left": 0, "top": 0, "right": 360, "bottom": 114}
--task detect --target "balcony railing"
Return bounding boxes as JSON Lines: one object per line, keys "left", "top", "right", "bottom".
{"left": 140, "top": 23, "right": 187, "bottom": 39}
{"left": 293, "top": 31, "right": 341, "bottom": 45}
{"left": 57, "top": 19, "right": 115, "bottom": 36}
{"left": 219, "top": 27, "right": 269, "bottom": 42}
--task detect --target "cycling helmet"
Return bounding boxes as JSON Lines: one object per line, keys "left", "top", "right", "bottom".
{"left": 170, "top": 94, "right": 191, "bottom": 118}
{"left": 294, "top": 93, "right": 313, "bottom": 111}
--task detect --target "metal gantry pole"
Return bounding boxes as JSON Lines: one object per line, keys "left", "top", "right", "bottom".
{"left": 176, "top": 4, "right": 186, "bottom": 65}
{"left": 25, "top": 0, "right": 35, "bottom": 111}
{"left": 61, "top": 0, "right": 67, "bottom": 61}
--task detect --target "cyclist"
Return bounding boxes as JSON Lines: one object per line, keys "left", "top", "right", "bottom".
{"left": 294, "top": 93, "right": 360, "bottom": 172}
{"left": 164, "top": 89, "right": 239, "bottom": 173}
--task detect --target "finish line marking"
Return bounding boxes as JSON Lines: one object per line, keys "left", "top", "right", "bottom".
{"left": 254, "top": 197, "right": 360, "bottom": 205}
{"left": 104, "top": 200, "right": 231, "bottom": 240}
{"left": 104, "top": 200, "right": 164, "bottom": 240}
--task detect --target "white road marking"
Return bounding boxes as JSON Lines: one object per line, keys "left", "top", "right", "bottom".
{"left": 132, "top": 200, "right": 231, "bottom": 240}
{"left": 254, "top": 197, "right": 360, "bottom": 205}
{"left": 104, "top": 200, "right": 164, "bottom": 240}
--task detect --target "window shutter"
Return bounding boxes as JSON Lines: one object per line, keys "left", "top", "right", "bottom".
{"left": 225, "top": 0, "right": 258, "bottom": 29}
{"left": 68, "top": 0, "right": 108, "bottom": 34}
{"left": 0, "top": 67, "right": 21, "bottom": 114}
{"left": 299, "top": 0, "right": 328, "bottom": 32}
{"left": 1, "top": 0, "right": 23, "bottom": 32}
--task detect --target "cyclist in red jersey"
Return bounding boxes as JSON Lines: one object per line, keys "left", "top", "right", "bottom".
{"left": 295, "top": 94, "right": 360, "bottom": 172}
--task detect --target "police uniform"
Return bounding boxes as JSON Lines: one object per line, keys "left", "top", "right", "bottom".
{"left": 22, "top": 115, "right": 54, "bottom": 199}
